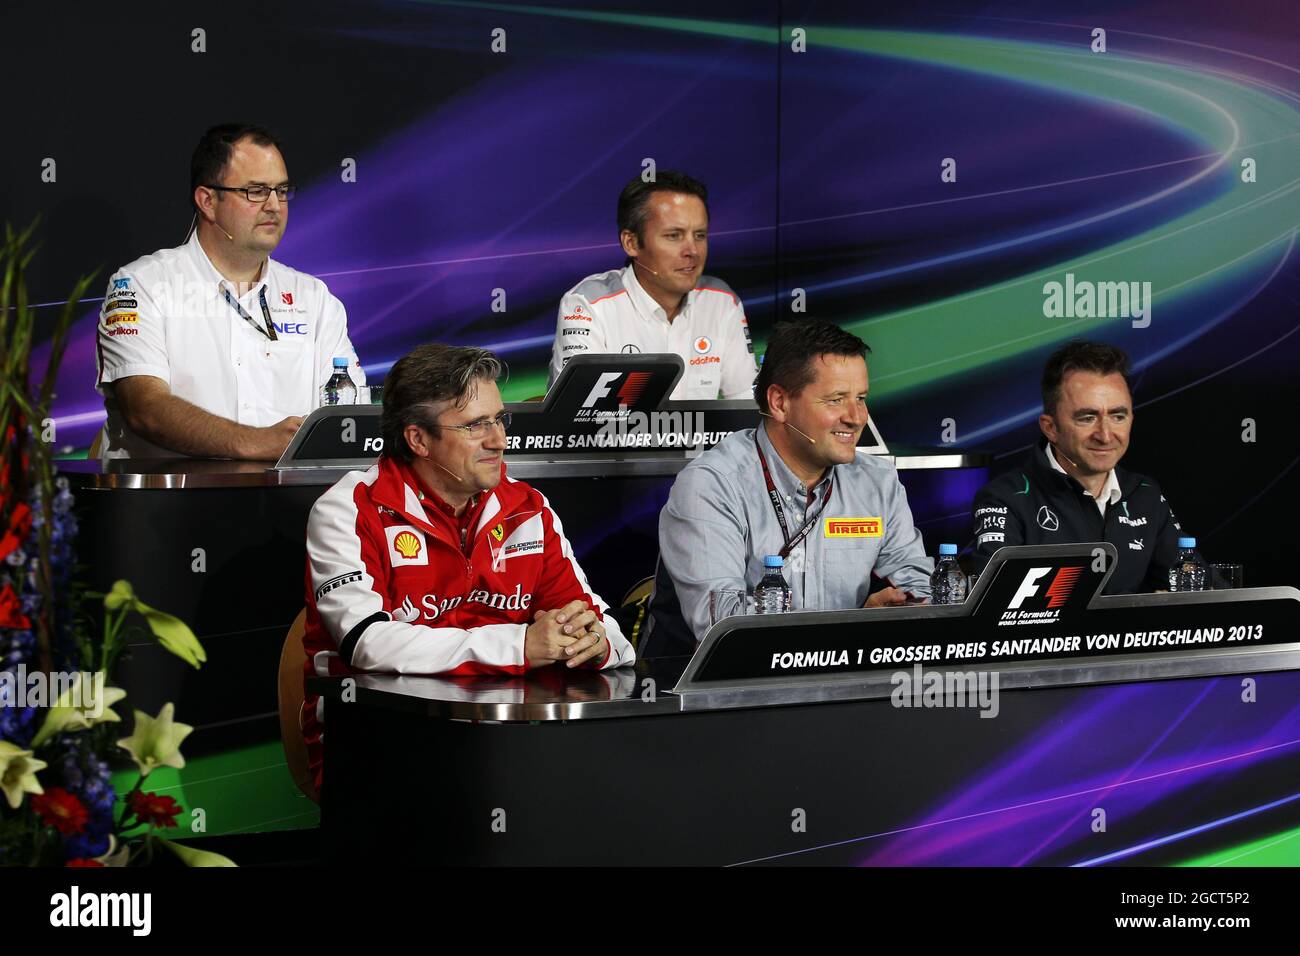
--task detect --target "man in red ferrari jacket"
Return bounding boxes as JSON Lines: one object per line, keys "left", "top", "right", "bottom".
{"left": 302, "top": 343, "right": 635, "bottom": 790}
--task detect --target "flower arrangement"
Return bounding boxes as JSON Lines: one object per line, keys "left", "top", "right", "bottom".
{"left": 0, "top": 222, "right": 231, "bottom": 866}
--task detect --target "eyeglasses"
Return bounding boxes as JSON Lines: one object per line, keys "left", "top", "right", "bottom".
{"left": 426, "top": 411, "right": 512, "bottom": 439}
{"left": 206, "top": 184, "right": 297, "bottom": 203}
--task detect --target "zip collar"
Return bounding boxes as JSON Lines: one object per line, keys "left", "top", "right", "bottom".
{"left": 370, "top": 455, "right": 518, "bottom": 546}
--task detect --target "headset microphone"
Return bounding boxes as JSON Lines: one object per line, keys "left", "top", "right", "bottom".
{"left": 433, "top": 460, "right": 465, "bottom": 484}
{"left": 183, "top": 214, "right": 233, "bottom": 243}
{"left": 759, "top": 411, "right": 816, "bottom": 445}
{"left": 1051, "top": 443, "right": 1079, "bottom": 470}
{"left": 632, "top": 258, "right": 660, "bottom": 277}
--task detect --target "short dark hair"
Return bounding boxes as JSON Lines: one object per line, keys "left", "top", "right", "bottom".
{"left": 754, "top": 320, "right": 871, "bottom": 414}
{"left": 1041, "top": 340, "right": 1132, "bottom": 416}
{"left": 617, "top": 170, "right": 709, "bottom": 246}
{"left": 190, "top": 123, "right": 284, "bottom": 214}
{"left": 380, "top": 344, "right": 506, "bottom": 461}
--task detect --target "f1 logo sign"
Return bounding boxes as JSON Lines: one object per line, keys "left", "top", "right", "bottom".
{"left": 1008, "top": 566, "right": 1084, "bottom": 609}
{"left": 1009, "top": 568, "right": 1052, "bottom": 609}
{"left": 582, "top": 372, "right": 623, "bottom": 408}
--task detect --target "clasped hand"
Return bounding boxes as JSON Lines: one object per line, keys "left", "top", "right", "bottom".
{"left": 525, "top": 599, "right": 608, "bottom": 669}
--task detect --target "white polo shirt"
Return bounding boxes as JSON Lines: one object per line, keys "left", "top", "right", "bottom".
{"left": 95, "top": 231, "right": 364, "bottom": 458}
{"left": 547, "top": 264, "right": 757, "bottom": 400}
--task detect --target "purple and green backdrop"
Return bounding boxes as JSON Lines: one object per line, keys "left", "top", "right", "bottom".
{"left": 4, "top": 0, "right": 1299, "bottom": 862}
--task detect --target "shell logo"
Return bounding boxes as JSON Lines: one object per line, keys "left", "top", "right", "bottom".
{"left": 393, "top": 530, "right": 422, "bottom": 559}
{"left": 693, "top": 336, "right": 712, "bottom": 354}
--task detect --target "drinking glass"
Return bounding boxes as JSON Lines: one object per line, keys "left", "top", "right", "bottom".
{"left": 1209, "top": 563, "right": 1244, "bottom": 590}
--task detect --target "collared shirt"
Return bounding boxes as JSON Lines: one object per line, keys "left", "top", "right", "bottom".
{"left": 657, "top": 423, "right": 934, "bottom": 640}
{"left": 547, "top": 263, "right": 757, "bottom": 400}
{"left": 399, "top": 460, "right": 487, "bottom": 554}
{"left": 95, "top": 230, "right": 364, "bottom": 458}
{"left": 970, "top": 441, "right": 1186, "bottom": 594}
{"left": 1045, "top": 444, "right": 1121, "bottom": 515}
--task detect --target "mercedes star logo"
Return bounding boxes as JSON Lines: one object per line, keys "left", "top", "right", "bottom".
{"left": 621, "top": 344, "right": 641, "bottom": 353}
{"left": 1037, "top": 506, "right": 1059, "bottom": 532}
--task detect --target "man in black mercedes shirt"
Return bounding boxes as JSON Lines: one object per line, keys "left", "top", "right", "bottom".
{"left": 969, "top": 340, "right": 1186, "bottom": 593}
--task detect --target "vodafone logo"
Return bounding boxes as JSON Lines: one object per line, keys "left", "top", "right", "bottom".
{"left": 693, "top": 336, "right": 712, "bottom": 354}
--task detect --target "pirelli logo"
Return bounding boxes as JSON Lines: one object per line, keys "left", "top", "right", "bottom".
{"left": 315, "top": 570, "right": 363, "bottom": 599}
{"left": 824, "top": 516, "right": 883, "bottom": 538}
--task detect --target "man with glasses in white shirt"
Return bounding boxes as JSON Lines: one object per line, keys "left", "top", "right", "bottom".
{"left": 95, "top": 123, "right": 364, "bottom": 459}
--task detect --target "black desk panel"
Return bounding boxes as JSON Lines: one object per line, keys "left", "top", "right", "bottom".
{"left": 312, "top": 554, "right": 1300, "bottom": 865}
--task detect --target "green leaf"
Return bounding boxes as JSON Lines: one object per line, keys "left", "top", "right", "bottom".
{"left": 154, "top": 837, "right": 237, "bottom": 867}
{"left": 135, "top": 600, "right": 207, "bottom": 669}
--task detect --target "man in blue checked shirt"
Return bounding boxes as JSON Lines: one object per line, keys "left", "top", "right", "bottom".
{"left": 643, "top": 320, "right": 933, "bottom": 657}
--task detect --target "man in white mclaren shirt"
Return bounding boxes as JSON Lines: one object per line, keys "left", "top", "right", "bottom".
{"left": 95, "top": 123, "right": 364, "bottom": 459}
{"left": 547, "top": 170, "right": 757, "bottom": 400}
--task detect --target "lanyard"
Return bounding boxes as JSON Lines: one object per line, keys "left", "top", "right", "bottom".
{"left": 221, "top": 286, "right": 278, "bottom": 341}
{"left": 755, "top": 434, "right": 834, "bottom": 559}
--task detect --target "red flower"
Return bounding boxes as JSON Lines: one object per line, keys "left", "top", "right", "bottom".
{"left": 0, "top": 582, "right": 30, "bottom": 630}
{"left": 66, "top": 859, "right": 104, "bottom": 867}
{"left": 0, "top": 501, "right": 31, "bottom": 564}
{"left": 32, "top": 788, "right": 89, "bottom": 836}
{"left": 128, "top": 791, "right": 182, "bottom": 828}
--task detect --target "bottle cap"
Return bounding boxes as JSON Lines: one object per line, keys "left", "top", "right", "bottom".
{"left": 763, "top": 555, "right": 784, "bottom": 568}
{"left": 332, "top": 357, "right": 349, "bottom": 368}
{"left": 939, "top": 543, "right": 958, "bottom": 556}
{"left": 1178, "top": 537, "right": 1196, "bottom": 549}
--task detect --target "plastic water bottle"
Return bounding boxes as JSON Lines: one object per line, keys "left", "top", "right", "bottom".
{"left": 753, "top": 555, "right": 792, "bottom": 614}
{"left": 1168, "top": 537, "right": 1207, "bottom": 592}
{"left": 320, "top": 357, "right": 357, "bottom": 407}
{"left": 930, "top": 543, "right": 968, "bottom": 605}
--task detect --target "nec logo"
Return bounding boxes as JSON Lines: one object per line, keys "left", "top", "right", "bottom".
{"left": 582, "top": 371, "right": 653, "bottom": 408}
{"left": 1008, "top": 566, "right": 1083, "bottom": 610}
{"left": 271, "top": 321, "right": 308, "bottom": 335}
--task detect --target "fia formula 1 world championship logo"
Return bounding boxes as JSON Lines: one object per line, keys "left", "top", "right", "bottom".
{"left": 999, "top": 566, "right": 1083, "bottom": 626}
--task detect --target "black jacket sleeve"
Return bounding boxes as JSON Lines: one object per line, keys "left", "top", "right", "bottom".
{"left": 1144, "top": 487, "right": 1185, "bottom": 591}
{"left": 969, "top": 475, "right": 1026, "bottom": 573}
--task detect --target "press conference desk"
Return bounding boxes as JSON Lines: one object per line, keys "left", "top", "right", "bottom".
{"left": 57, "top": 446, "right": 985, "bottom": 754}
{"left": 312, "top": 646, "right": 1300, "bottom": 867}
{"left": 312, "top": 554, "right": 1300, "bottom": 866}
